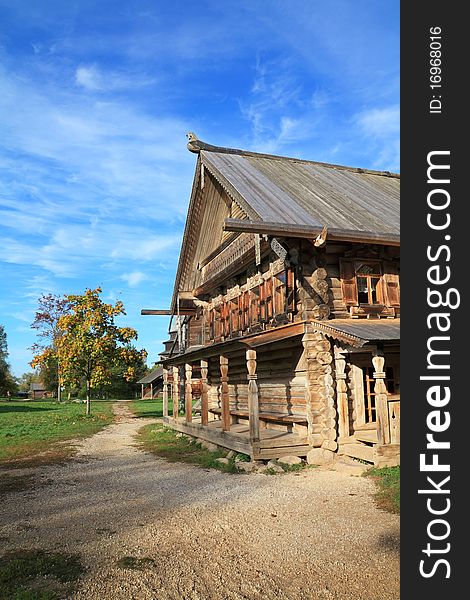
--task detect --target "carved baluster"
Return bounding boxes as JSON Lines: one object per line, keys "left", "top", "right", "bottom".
{"left": 246, "top": 349, "right": 260, "bottom": 443}
{"left": 172, "top": 366, "right": 179, "bottom": 420}
{"left": 372, "top": 351, "right": 390, "bottom": 445}
{"left": 162, "top": 367, "right": 169, "bottom": 418}
{"left": 200, "top": 359, "right": 209, "bottom": 426}
{"left": 185, "top": 363, "right": 192, "bottom": 423}
{"left": 220, "top": 355, "right": 230, "bottom": 431}
{"left": 334, "top": 346, "right": 349, "bottom": 439}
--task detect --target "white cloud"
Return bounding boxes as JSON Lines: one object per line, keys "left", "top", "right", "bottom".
{"left": 75, "top": 65, "right": 102, "bottom": 90}
{"left": 120, "top": 271, "right": 148, "bottom": 287}
{"left": 356, "top": 105, "right": 400, "bottom": 138}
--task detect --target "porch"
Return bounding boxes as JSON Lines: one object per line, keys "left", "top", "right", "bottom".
{"left": 163, "top": 415, "right": 310, "bottom": 460}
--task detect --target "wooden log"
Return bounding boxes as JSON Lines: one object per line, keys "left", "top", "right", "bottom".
{"left": 246, "top": 349, "right": 260, "bottom": 443}
{"left": 185, "top": 363, "right": 192, "bottom": 423}
{"left": 200, "top": 359, "right": 209, "bottom": 426}
{"left": 220, "top": 355, "right": 230, "bottom": 431}
{"left": 172, "top": 366, "right": 179, "bottom": 419}
{"left": 322, "top": 439, "right": 338, "bottom": 452}
{"left": 162, "top": 367, "right": 169, "bottom": 417}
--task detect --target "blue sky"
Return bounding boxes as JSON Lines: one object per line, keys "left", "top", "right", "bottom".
{"left": 0, "top": 0, "right": 399, "bottom": 377}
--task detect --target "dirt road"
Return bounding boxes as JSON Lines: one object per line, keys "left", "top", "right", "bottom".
{"left": 0, "top": 403, "right": 399, "bottom": 599}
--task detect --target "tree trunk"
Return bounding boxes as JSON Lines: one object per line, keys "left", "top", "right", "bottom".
{"left": 86, "top": 380, "right": 91, "bottom": 416}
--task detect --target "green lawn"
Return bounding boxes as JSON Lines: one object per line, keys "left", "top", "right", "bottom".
{"left": 137, "top": 422, "right": 240, "bottom": 473}
{"left": 366, "top": 466, "right": 400, "bottom": 513}
{"left": 130, "top": 397, "right": 179, "bottom": 418}
{"left": 0, "top": 401, "right": 114, "bottom": 465}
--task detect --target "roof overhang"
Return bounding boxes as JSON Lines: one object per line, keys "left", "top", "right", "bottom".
{"left": 224, "top": 218, "right": 400, "bottom": 247}
{"left": 309, "top": 319, "right": 401, "bottom": 348}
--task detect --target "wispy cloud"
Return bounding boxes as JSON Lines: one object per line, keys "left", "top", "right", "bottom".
{"left": 120, "top": 271, "right": 149, "bottom": 287}
{"left": 75, "top": 65, "right": 155, "bottom": 92}
{"left": 356, "top": 105, "right": 400, "bottom": 138}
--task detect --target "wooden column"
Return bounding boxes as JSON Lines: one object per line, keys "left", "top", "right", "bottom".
{"left": 150, "top": 382, "right": 153, "bottom": 399}
{"left": 246, "top": 349, "right": 260, "bottom": 443}
{"left": 220, "top": 355, "right": 230, "bottom": 431}
{"left": 172, "top": 366, "right": 179, "bottom": 419}
{"left": 141, "top": 383, "right": 144, "bottom": 400}
{"left": 334, "top": 346, "right": 349, "bottom": 439}
{"left": 162, "top": 367, "right": 169, "bottom": 418}
{"left": 372, "top": 351, "right": 390, "bottom": 445}
{"left": 200, "top": 359, "right": 209, "bottom": 426}
{"left": 185, "top": 363, "right": 193, "bottom": 422}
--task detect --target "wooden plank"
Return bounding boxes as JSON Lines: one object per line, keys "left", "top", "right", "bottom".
{"left": 164, "top": 417, "right": 253, "bottom": 456}
{"left": 349, "top": 364, "right": 366, "bottom": 428}
{"left": 220, "top": 355, "right": 230, "bottom": 431}
{"left": 254, "top": 445, "right": 311, "bottom": 460}
{"left": 257, "top": 434, "right": 309, "bottom": 448}
{"left": 354, "top": 430, "right": 377, "bottom": 444}
{"left": 242, "top": 322, "right": 305, "bottom": 348}
{"left": 339, "top": 443, "right": 374, "bottom": 462}
{"left": 388, "top": 400, "right": 400, "bottom": 444}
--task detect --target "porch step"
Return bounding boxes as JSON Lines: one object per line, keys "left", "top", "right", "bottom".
{"left": 339, "top": 443, "right": 374, "bottom": 463}
{"left": 354, "top": 430, "right": 377, "bottom": 444}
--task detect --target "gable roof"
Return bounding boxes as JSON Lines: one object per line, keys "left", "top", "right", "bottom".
{"left": 201, "top": 150, "right": 399, "bottom": 234}
{"left": 171, "top": 135, "right": 400, "bottom": 310}
{"left": 137, "top": 366, "right": 163, "bottom": 384}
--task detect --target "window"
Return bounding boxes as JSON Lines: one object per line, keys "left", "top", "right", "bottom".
{"left": 355, "top": 262, "right": 383, "bottom": 305}
{"left": 229, "top": 299, "right": 239, "bottom": 336}
{"left": 260, "top": 278, "right": 273, "bottom": 322}
{"left": 274, "top": 271, "right": 286, "bottom": 314}
{"left": 207, "top": 268, "right": 296, "bottom": 341}
{"left": 239, "top": 291, "right": 249, "bottom": 332}
{"left": 249, "top": 286, "right": 260, "bottom": 327}
{"left": 339, "top": 259, "right": 400, "bottom": 313}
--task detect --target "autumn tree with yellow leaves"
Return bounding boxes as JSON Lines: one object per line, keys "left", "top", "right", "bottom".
{"left": 32, "top": 288, "right": 147, "bottom": 415}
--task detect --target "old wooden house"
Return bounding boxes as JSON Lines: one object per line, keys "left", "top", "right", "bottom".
{"left": 137, "top": 366, "right": 164, "bottom": 399}
{"left": 157, "top": 134, "right": 400, "bottom": 466}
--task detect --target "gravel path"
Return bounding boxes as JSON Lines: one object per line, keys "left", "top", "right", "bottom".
{"left": 0, "top": 403, "right": 399, "bottom": 600}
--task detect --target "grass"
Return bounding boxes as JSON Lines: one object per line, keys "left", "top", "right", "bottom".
{"left": 366, "top": 466, "right": 400, "bottom": 513}
{"left": 130, "top": 398, "right": 168, "bottom": 418}
{"left": 0, "top": 401, "right": 114, "bottom": 467}
{"left": 137, "top": 422, "right": 239, "bottom": 473}
{"left": 0, "top": 549, "right": 84, "bottom": 599}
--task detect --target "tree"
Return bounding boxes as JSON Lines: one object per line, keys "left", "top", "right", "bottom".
{"left": 17, "top": 372, "right": 41, "bottom": 393}
{"left": 33, "top": 288, "right": 147, "bottom": 415}
{"left": 0, "top": 325, "right": 17, "bottom": 397}
{"left": 31, "top": 293, "right": 71, "bottom": 401}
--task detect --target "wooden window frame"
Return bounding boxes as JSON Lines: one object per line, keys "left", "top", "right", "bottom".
{"left": 340, "top": 259, "right": 400, "bottom": 311}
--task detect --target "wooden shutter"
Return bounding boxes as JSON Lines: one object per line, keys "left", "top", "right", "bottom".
{"left": 286, "top": 268, "right": 295, "bottom": 312}
{"left": 339, "top": 259, "right": 358, "bottom": 306}
{"left": 383, "top": 263, "right": 400, "bottom": 307}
